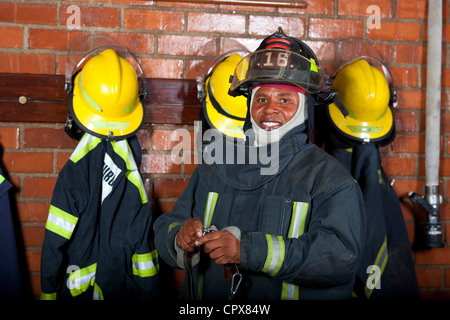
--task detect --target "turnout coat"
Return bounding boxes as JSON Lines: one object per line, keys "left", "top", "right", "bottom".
{"left": 41, "top": 134, "right": 159, "bottom": 300}
{"left": 154, "top": 124, "right": 367, "bottom": 300}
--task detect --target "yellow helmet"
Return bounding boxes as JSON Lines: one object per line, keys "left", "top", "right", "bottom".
{"left": 70, "top": 48, "right": 144, "bottom": 140}
{"left": 202, "top": 52, "right": 249, "bottom": 139}
{"left": 328, "top": 58, "right": 394, "bottom": 143}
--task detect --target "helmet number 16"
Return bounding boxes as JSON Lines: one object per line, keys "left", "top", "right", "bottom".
{"left": 261, "top": 51, "right": 290, "bottom": 68}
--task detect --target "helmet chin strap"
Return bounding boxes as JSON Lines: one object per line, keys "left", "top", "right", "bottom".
{"left": 249, "top": 86, "right": 307, "bottom": 147}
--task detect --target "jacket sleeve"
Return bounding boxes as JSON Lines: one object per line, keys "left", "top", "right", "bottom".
{"left": 153, "top": 169, "right": 200, "bottom": 269}
{"left": 126, "top": 201, "right": 161, "bottom": 300}
{"left": 40, "top": 163, "right": 86, "bottom": 300}
{"left": 240, "top": 179, "right": 366, "bottom": 287}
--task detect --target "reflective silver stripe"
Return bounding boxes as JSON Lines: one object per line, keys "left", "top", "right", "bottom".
{"left": 262, "top": 235, "right": 285, "bottom": 276}
{"left": 132, "top": 251, "right": 159, "bottom": 277}
{"left": 282, "top": 201, "right": 309, "bottom": 300}
{"left": 112, "top": 139, "right": 148, "bottom": 204}
{"left": 288, "top": 201, "right": 309, "bottom": 238}
{"left": 70, "top": 134, "right": 101, "bottom": 163}
{"left": 203, "top": 192, "right": 218, "bottom": 228}
{"left": 45, "top": 205, "right": 78, "bottom": 240}
{"left": 282, "top": 282, "right": 298, "bottom": 300}
{"left": 68, "top": 263, "right": 97, "bottom": 297}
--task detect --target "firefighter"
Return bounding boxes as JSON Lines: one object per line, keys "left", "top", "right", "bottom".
{"left": 40, "top": 47, "right": 160, "bottom": 300}
{"left": 153, "top": 28, "right": 367, "bottom": 300}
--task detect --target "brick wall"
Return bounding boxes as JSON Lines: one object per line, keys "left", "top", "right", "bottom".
{"left": 0, "top": 0, "right": 449, "bottom": 299}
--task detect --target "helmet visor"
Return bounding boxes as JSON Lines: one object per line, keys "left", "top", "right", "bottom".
{"left": 230, "top": 49, "right": 324, "bottom": 94}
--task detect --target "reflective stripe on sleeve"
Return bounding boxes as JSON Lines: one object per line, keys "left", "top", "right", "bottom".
{"left": 288, "top": 201, "right": 309, "bottom": 238}
{"left": 262, "top": 234, "right": 285, "bottom": 277}
{"left": 70, "top": 134, "right": 102, "bottom": 163}
{"left": 67, "top": 263, "right": 97, "bottom": 297}
{"left": 203, "top": 192, "right": 218, "bottom": 228}
{"left": 40, "top": 291, "right": 57, "bottom": 300}
{"left": 282, "top": 201, "right": 309, "bottom": 300}
{"left": 132, "top": 250, "right": 159, "bottom": 277}
{"left": 45, "top": 205, "right": 79, "bottom": 240}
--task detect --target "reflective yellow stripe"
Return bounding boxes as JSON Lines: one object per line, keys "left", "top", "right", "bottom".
{"left": 262, "top": 235, "right": 285, "bottom": 276}
{"left": 93, "top": 283, "right": 104, "bottom": 300}
{"left": 45, "top": 205, "right": 79, "bottom": 240}
{"left": 0, "top": 175, "right": 5, "bottom": 185}
{"left": 366, "top": 236, "right": 388, "bottom": 299}
{"left": 40, "top": 291, "right": 57, "bottom": 300}
{"left": 288, "top": 201, "right": 309, "bottom": 238}
{"left": 111, "top": 140, "right": 148, "bottom": 204}
{"left": 70, "top": 134, "right": 102, "bottom": 163}
{"left": 282, "top": 201, "right": 309, "bottom": 300}
{"left": 281, "top": 282, "right": 299, "bottom": 300}
{"left": 68, "top": 263, "right": 97, "bottom": 297}
{"left": 132, "top": 250, "right": 159, "bottom": 277}
{"left": 203, "top": 192, "right": 218, "bottom": 228}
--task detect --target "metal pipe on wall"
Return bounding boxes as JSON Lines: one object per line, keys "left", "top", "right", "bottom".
{"left": 424, "top": 0, "right": 444, "bottom": 248}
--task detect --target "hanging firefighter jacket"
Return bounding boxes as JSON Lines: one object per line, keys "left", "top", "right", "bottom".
{"left": 0, "top": 167, "right": 28, "bottom": 299}
{"left": 40, "top": 134, "right": 160, "bottom": 300}
{"left": 326, "top": 144, "right": 420, "bottom": 300}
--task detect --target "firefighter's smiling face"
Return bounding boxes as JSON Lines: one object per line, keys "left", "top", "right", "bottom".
{"left": 250, "top": 86, "right": 299, "bottom": 131}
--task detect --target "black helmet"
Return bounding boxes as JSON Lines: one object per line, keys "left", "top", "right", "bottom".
{"left": 229, "top": 27, "right": 324, "bottom": 95}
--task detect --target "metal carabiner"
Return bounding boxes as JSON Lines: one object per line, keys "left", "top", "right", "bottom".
{"left": 228, "top": 265, "right": 242, "bottom": 300}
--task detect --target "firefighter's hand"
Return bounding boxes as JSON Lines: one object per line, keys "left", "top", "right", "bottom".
{"left": 196, "top": 229, "right": 241, "bottom": 265}
{"left": 176, "top": 218, "right": 204, "bottom": 253}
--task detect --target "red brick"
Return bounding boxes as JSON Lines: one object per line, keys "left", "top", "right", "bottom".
{"left": 391, "top": 178, "right": 425, "bottom": 198}
{"left": 381, "top": 157, "right": 416, "bottom": 176}
{"left": 60, "top": 6, "right": 120, "bottom": 28}
{"left": 139, "top": 58, "right": 183, "bottom": 79}
{"left": 0, "top": 2, "right": 15, "bottom": 23}
{"left": 390, "top": 67, "right": 419, "bottom": 88}
{"left": 188, "top": 13, "right": 245, "bottom": 34}
{"left": 24, "top": 128, "right": 78, "bottom": 149}
{"left": 309, "top": 18, "right": 364, "bottom": 39}
{"left": 16, "top": 201, "right": 50, "bottom": 223}
{"left": 279, "top": 0, "right": 333, "bottom": 15}
{"left": 338, "top": 0, "right": 392, "bottom": 18}
{"left": 29, "top": 274, "right": 41, "bottom": 299}
{"left": 0, "top": 53, "right": 56, "bottom": 74}
{"left": 22, "top": 177, "right": 57, "bottom": 198}
{"left": 391, "top": 135, "right": 424, "bottom": 154}
{"left": 153, "top": 178, "right": 189, "bottom": 199}
{"left": 0, "top": 27, "right": 23, "bottom": 48}
{"left": 137, "top": 129, "right": 150, "bottom": 150}
{"left": 367, "top": 21, "right": 421, "bottom": 41}
{"left": 152, "top": 129, "right": 194, "bottom": 151}
{"left": 396, "top": 0, "right": 428, "bottom": 19}
{"left": 249, "top": 16, "right": 305, "bottom": 37}
{"left": 394, "top": 44, "right": 426, "bottom": 64}
{"left": 28, "top": 29, "right": 88, "bottom": 51}
{"left": 56, "top": 153, "right": 72, "bottom": 173}
{"left": 25, "top": 250, "right": 41, "bottom": 273}
{"left": 16, "top": 3, "right": 58, "bottom": 25}
{"left": 396, "top": 89, "right": 425, "bottom": 110}
{"left": 96, "top": 32, "right": 155, "bottom": 55}
{"left": 415, "top": 268, "right": 442, "bottom": 288}
{"left": 141, "top": 154, "right": 181, "bottom": 174}
{"left": 157, "top": 201, "right": 176, "bottom": 214}
{"left": 416, "top": 247, "right": 450, "bottom": 265}
{"left": 2, "top": 152, "right": 53, "bottom": 173}
{"left": 21, "top": 225, "right": 45, "bottom": 247}
{"left": 395, "top": 112, "right": 418, "bottom": 132}
{"left": 158, "top": 35, "right": 215, "bottom": 56}
{"left": 0, "top": 127, "right": 20, "bottom": 149}
{"left": 125, "top": 9, "right": 184, "bottom": 31}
